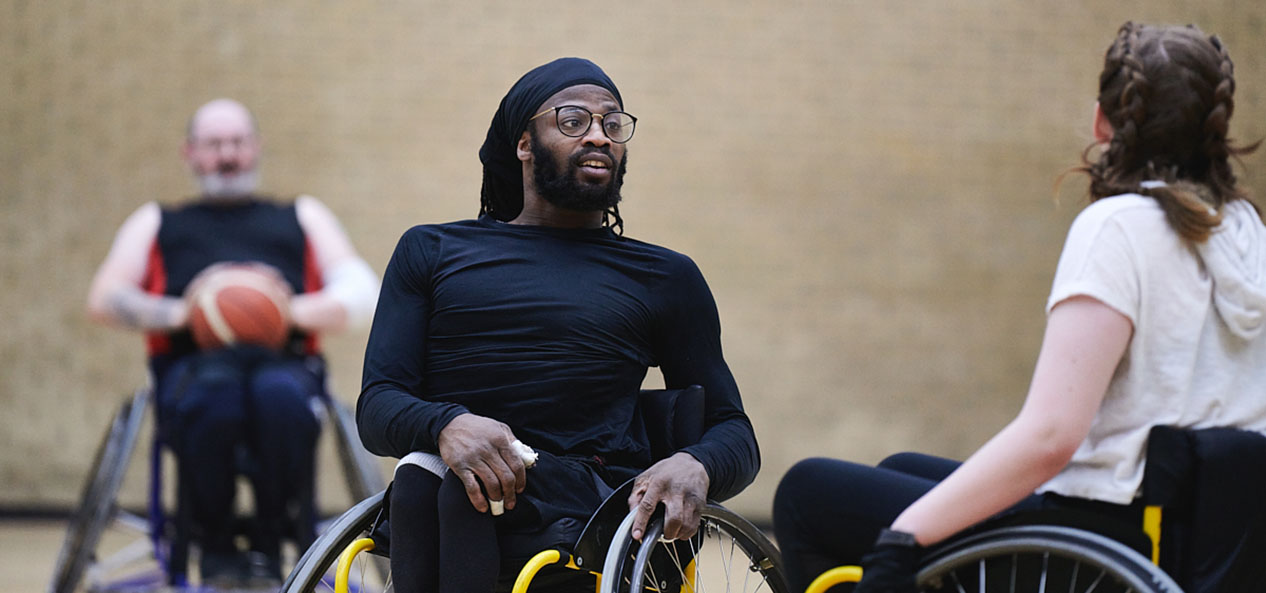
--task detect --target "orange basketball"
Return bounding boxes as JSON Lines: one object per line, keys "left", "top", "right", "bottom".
{"left": 187, "top": 264, "right": 292, "bottom": 351}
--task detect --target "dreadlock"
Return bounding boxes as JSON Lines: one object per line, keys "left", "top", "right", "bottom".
{"left": 479, "top": 167, "right": 522, "bottom": 222}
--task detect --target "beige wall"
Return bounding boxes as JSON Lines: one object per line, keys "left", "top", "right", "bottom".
{"left": 4, "top": 1, "right": 1265, "bottom": 521}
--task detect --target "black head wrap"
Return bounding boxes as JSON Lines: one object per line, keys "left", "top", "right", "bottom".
{"left": 479, "top": 57, "right": 623, "bottom": 221}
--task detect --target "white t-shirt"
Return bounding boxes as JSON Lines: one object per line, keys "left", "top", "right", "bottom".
{"left": 1037, "top": 194, "right": 1266, "bottom": 504}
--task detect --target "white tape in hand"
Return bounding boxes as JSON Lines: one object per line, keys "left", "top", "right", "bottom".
{"left": 490, "top": 440, "right": 538, "bottom": 516}
{"left": 511, "top": 439, "right": 539, "bottom": 468}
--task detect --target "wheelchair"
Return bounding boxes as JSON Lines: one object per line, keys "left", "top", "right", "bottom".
{"left": 804, "top": 425, "right": 1266, "bottom": 593}
{"left": 281, "top": 386, "right": 791, "bottom": 593}
{"left": 48, "top": 369, "right": 388, "bottom": 593}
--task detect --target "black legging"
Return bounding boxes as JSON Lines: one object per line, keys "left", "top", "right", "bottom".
{"left": 156, "top": 347, "right": 320, "bottom": 576}
{"left": 772, "top": 454, "right": 963, "bottom": 592}
{"left": 390, "top": 465, "right": 500, "bottom": 593}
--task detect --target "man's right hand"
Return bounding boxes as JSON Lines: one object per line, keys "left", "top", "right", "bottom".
{"left": 437, "top": 413, "right": 528, "bottom": 513}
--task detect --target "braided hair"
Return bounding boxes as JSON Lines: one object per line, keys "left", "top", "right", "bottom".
{"left": 1082, "top": 22, "right": 1260, "bottom": 242}
{"left": 479, "top": 166, "right": 522, "bottom": 222}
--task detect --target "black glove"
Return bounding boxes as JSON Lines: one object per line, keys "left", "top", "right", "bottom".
{"left": 854, "top": 528, "right": 923, "bottom": 593}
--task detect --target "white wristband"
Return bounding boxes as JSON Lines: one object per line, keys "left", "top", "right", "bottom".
{"left": 321, "top": 257, "right": 379, "bottom": 328}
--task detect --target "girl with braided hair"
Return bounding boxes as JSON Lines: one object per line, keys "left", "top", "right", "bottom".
{"left": 773, "top": 22, "right": 1266, "bottom": 593}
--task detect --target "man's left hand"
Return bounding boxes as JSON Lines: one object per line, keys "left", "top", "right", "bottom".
{"left": 627, "top": 452, "right": 710, "bottom": 541}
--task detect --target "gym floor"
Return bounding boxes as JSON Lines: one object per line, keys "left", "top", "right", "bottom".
{"left": 6, "top": 516, "right": 320, "bottom": 593}
{"left": 2, "top": 518, "right": 65, "bottom": 593}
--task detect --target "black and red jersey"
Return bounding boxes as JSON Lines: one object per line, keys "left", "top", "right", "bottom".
{"left": 144, "top": 196, "right": 322, "bottom": 359}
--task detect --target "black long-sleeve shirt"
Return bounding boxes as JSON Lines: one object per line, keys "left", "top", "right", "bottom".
{"left": 357, "top": 216, "right": 759, "bottom": 500}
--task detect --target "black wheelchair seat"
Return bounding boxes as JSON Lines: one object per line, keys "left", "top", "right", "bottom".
{"left": 1141, "top": 425, "right": 1266, "bottom": 593}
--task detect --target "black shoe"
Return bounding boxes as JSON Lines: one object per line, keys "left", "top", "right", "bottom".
{"left": 200, "top": 549, "right": 248, "bottom": 588}
{"left": 242, "top": 550, "right": 283, "bottom": 588}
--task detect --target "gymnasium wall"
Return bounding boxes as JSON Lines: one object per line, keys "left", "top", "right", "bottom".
{"left": 3, "top": 1, "right": 1265, "bottom": 520}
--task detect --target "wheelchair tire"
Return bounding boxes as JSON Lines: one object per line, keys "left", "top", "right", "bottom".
{"left": 600, "top": 503, "right": 791, "bottom": 593}
{"left": 48, "top": 389, "right": 149, "bottom": 593}
{"left": 281, "top": 489, "right": 390, "bottom": 593}
{"left": 916, "top": 524, "right": 1184, "bottom": 593}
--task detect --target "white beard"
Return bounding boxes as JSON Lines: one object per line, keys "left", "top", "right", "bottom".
{"left": 198, "top": 169, "right": 260, "bottom": 200}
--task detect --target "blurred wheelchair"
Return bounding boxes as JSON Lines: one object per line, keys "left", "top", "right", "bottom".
{"left": 804, "top": 425, "right": 1266, "bottom": 593}
{"left": 281, "top": 386, "right": 790, "bottom": 593}
{"left": 48, "top": 369, "right": 387, "bottom": 593}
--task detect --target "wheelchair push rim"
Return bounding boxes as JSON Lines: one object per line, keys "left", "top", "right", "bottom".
{"left": 601, "top": 503, "right": 790, "bottom": 593}
{"left": 916, "top": 525, "right": 1183, "bottom": 593}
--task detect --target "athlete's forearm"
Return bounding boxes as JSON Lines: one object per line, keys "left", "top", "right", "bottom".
{"left": 889, "top": 419, "right": 1070, "bottom": 546}
{"left": 289, "top": 292, "right": 349, "bottom": 333}
{"left": 891, "top": 299, "right": 1131, "bottom": 546}
{"left": 290, "top": 257, "right": 378, "bottom": 333}
{"left": 91, "top": 285, "right": 188, "bottom": 331}
{"left": 680, "top": 416, "right": 760, "bottom": 502}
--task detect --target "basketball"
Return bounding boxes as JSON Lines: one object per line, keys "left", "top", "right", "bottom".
{"left": 187, "top": 264, "right": 292, "bottom": 351}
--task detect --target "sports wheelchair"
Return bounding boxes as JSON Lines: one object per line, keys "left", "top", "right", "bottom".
{"left": 48, "top": 371, "right": 387, "bottom": 593}
{"left": 281, "top": 386, "right": 790, "bottom": 593}
{"left": 804, "top": 425, "right": 1266, "bottom": 593}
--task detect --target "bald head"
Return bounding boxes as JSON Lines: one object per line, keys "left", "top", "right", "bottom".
{"left": 187, "top": 98, "right": 258, "bottom": 142}
{"left": 183, "top": 98, "right": 262, "bottom": 199}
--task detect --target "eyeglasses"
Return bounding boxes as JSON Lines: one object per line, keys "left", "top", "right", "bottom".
{"left": 529, "top": 105, "right": 637, "bottom": 143}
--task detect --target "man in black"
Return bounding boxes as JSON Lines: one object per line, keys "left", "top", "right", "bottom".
{"left": 357, "top": 57, "right": 759, "bottom": 593}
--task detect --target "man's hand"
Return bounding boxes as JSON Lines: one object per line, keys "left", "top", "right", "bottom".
{"left": 627, "top": 452, "right": 710, "bottom": 541}
{"left": 437, "top": 413, "right": 528, "bottom": 513}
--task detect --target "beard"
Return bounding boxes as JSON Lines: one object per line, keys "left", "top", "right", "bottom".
{"left": 530, "top": 137, "right": 627, "bottom": 212}
{"left": 197, "top": 168, "right": 259, "bottom": 201}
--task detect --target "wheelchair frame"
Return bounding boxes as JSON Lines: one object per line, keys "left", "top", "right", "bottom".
{"left": 47, "top": 385, "right": 387, "bottom": 593}
{"left": 279, "top": 485, "right": 790, "bottom": 593}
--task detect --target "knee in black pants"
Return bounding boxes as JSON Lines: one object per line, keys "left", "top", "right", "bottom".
{"left": 390, "top": 466, "right": 443, "bottom": 593}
